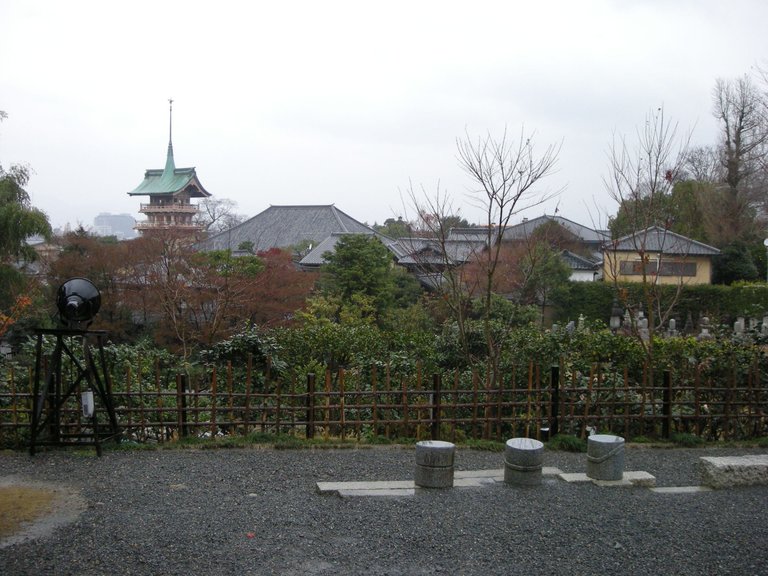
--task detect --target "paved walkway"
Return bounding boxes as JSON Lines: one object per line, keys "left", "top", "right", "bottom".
{"left": 316, "top": 466, "right": 687, "bottom": 497}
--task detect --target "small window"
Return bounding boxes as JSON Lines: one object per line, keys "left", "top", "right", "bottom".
{"left": 659, "top": 261, "right": 697, "bottom": 276}
{"left": 619, "top": 260, "right": 657, "bottom": 275}
{"left": 619, "top": 259, "right": 696, "bottom": 277}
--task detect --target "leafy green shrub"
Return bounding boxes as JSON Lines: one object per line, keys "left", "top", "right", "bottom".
{"left": 629, "top": 435, "right": 655, "bottom": 444}
{"left": 547, "top": 434, "right": 587, "bottom": 452}
{"left": 364, "top": 433, "right": 393, "bottom": 445}
{"left": 554, "top": 281, "right": 768, "bottom": 328}
{"left": 460, "top": 438, "right": 505, "bottom": 452}
{"left": 670, "top": 432, "right": 705, "bottom": 447}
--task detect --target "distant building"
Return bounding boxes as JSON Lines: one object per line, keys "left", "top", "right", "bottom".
{"left": 560, "top": 249, "right": 601, "bottom": 282}
{"left": 603, "top": 226, "right": 720, "bottom": 285}
{"left": 389, "top": 235, "right": 487, "bottom": 289}
{"left": 93, "top": 213, "right": 137, "bottom": 239}
{"left": 196, "top": 204, "right": 383, "bottom": 256}
{"left": 127, "top": 101, "right": 211, "bottom": 236}
{"left": 501, "top": 215, "right": 609, "bottom": 262}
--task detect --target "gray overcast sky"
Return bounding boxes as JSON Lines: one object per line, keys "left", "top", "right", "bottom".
{"left": 1, "top": 0, "right": 766, "bottom": 232}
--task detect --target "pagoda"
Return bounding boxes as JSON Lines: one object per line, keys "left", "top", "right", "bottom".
{"left": 128, "top": 100, "right": 210, "bottom": 235}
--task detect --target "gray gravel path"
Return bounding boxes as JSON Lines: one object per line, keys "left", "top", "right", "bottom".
{"left": 1, "top": 445, "right": 767, "bottom": 575}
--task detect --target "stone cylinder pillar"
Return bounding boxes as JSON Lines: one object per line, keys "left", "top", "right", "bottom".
{"left": 586, "top": 434, "right": 625, "bottom": 481}
{"left": 414, "top": 440, "right": 455, "bottom": 488}
{"left": 504, "top": 437, "right": 545, "bottom": 486}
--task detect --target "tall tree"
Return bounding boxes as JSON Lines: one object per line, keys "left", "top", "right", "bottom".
{"left": 604, "top": 107, "right": 690, "bottom": 380}
{"left": 408, "top": 128, "right": 560, "bottom": 366}
{"left": 518, "top": 242, "right": 571, "bottom": 324}
{"left": 707, "top": 75, "right": 768, "bottom": 245}
{"left": 457, "top": 127, "right": 560, "bottom": 369}
{"left": 245, "top": 248, "right": 316, "bottom": 326}
{"left": 320, "top": 235, "right": 399, "bottom": 321}
{"left": 609, "top": 179, "right": 710, "bottom": 243}
{"left": 712, "top": 241, "right": 759, "bottom": 285}
{"left": 47, "top": 229, "right": 137, "bottom": 337}
{"left": 0, "top": 112, "right": 52, "bottom": 337}
{"left": 194, "top": 197, "right": 246, "bottom": 236}
{"left": 0, "top": 165, "right": 51, "bottom": 268}
{"left": 373, "top": 217, "right": 412, "bottom": 239}
{"left": 135, "top": 233, "right": 267, "bottom": 357}
{"left": 407, "top": 187, "right": 477, "bottom": 358}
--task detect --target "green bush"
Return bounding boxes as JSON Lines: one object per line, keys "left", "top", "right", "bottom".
{"left": 670, "top": 432, "right": 706, "bottom": 447}
{"left": 547, "top": 434, "right": 587, "bottom": 452}
{"left": 553, "top": 281, "right": 768, "bottom": 328}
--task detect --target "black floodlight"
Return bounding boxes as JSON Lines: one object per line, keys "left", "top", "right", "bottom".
{"left": 56, "top": 277, "right": 101, "bottom": 328}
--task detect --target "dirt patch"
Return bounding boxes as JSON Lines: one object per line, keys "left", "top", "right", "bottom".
{"left": 0, "top": 486, "right": 56, "bottom": 537}
{"left": 0, "top": 478, "right": 86, "bottom": 549}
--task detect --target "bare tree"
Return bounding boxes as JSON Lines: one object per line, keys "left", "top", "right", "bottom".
{"left": 685, "top": 145, "right": 722, "bottom": 183}
{"left": 714, "top": 75, "right": 767, "bottom": 192}
{"left": 406, "top": 128, "right": 560, "bottom": 366}
{"left": 405, "top": 183, "right": 479, "bottom": 360}
{"left": 458, "top": 128, "right": 560, "bottom": 369}
{"left": 195, "top": 197, "right": 246, "bottom": 236}
{"left": 708, "top": 75, "right": 768, "bottom": 244}
{"left": 604, "top": 108, "right": 691, "bottom": 373}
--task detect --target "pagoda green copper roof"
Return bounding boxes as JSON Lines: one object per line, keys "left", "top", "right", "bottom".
{"left": 127, "top": 142, "right": 210, "bottom": 197}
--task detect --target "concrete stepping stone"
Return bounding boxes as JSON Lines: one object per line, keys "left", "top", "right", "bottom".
{"left": 699, "top": 454, "right": 768, "bottom": 489}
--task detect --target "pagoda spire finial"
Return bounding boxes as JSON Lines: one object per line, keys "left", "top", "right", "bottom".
{"left": 163, "top": 98, "right": 176, "bottom": 175}
{"left": 168, "top": 98, "right": 174, "bottom": 145}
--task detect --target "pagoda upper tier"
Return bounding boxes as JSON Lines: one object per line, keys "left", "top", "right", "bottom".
{"left": 128, "top": 104, "right": 211, "bottom": 235}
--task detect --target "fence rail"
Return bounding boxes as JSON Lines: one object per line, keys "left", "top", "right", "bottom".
{"left": 1, "top": 359, "right": 766, "bottom": 449}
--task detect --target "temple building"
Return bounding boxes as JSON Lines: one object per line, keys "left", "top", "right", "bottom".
{"left": 128, "top": 100, "right": 210, "bottom": 235}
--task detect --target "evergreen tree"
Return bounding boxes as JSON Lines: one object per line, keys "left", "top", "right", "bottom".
{"left": 321, "top": 235, "right": 396, "bottom": 318}
{"left": 0, "top": 148, "right": 51, "bottom": 337}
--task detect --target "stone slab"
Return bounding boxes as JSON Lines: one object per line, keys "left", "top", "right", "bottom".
{"left": 559, "top": 472, "right": 592, "bottom": 483}
{"left": 650, "top": 486, "right": 713, "bottom": 494}
{"left": 337, "top": 488, "right": 415, "bottom": 498}
{"left": 699, "top": 454, "right": 768, "bottom": 489}
{"left": 623, "top": 471, "right": 656, "bottom": 487}
{"left": 318, "top": 466, "right": 647, "bottom": 497}
{"left": 592, "top": 478, "right": 634, "bottom": 487}
{"left": 453, "top": 477, "right": 497, "bottom": 487}
{"left": 559, "top": 471, "right": 654, "bottom": 487}
{"left": 455, "top": 469, "right": 504, "bottom": 479}
{"left": 317, "top": 480, "right": 414, "bottom": 494}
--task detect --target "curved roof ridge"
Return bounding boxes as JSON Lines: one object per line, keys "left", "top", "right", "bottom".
{"left": 268, "top": 204, "right": 336, "bottom": 208}
{"left": 329, "top": 205, "right": 349, "bottom": 232}
{"left": 609, "top": 226, "right": 720, "bottom": 255}
{"left": 194, "top": 204, "right": 376, "bottom": 253}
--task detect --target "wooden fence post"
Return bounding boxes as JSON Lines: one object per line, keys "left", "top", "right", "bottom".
{"left": 210, "top": 367, "right": 218, "bottom": 438}
{"left": 155, "top": 360, "right": 164, "bottom": 441}
{"left": 662, "top": 370, "right": 672, "bottom": 439}
{"left": 176, "top": 374, "right": 188, "bottom": 438}
{"left": 430, "top": 373, "right": 442, "bottom": 441}
{"left": 339, "top": 368, "right": 345, "bottom": 441}
{"left": 550, "top": 365, "right": 560, "bottom": 437}
{"left": 306, "top": 373, "right": 316, "bottom": 439}
{"left": 244, "top": 354, "right": 252, "bottom": 434}
{"left": 275, "top": 380, "right": 282, "bottom": 435}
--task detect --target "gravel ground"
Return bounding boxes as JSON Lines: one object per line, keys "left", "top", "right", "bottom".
{"left": 1, "top": 445, "right": 767, "bottom": 575}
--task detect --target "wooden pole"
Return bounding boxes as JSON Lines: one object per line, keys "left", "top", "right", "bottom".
{"left": 430, "top": 373, "right": 441, "bottom": 441}
{"left": 306, "top": 373, "right": 316, "bottom": 439}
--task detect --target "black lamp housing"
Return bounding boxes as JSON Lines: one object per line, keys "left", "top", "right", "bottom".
{"left": 56, "top": 277, "right": 101, "bottom": 328}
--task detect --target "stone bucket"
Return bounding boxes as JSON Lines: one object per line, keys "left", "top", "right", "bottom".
{"left": 504, "top": 437, "right": 544, "bottom": 486}
{"left": 586, "top": 434, "right": 625, "bottom": 481}
{"left": 414, "top": 440, "right": 455, "bottom": 488}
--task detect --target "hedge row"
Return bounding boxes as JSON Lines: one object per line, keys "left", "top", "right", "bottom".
{"left": 553, "top": 282, "right": 768, "bottom": 327}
